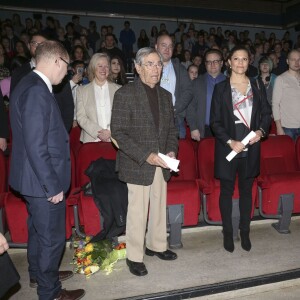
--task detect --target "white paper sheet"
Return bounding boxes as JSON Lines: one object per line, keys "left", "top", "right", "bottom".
{"left": 226, "top": 131, "right": 256, "bottom": 162}
{"left": 158, "top": 153, "right": 180, "bottom": 172}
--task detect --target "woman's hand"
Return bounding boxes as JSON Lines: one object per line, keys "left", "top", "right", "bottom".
{"left": 249, "top": 130, "right": 263, "bottom": 145}
{"left": 229, "top": 140, "right": 246, "bottom": 153}
{"left": 97, "top": 129, "right": 111, "bottom": 142}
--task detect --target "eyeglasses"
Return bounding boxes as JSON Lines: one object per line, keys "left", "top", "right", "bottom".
{"left": 30, "top": 41, "right": 44, "bottom": 47}
{"left": 60, "top": 57, "right": 70, "bottom": 66}
{"left": 205, "top": 60, "right": 222, "bottom": 65}
{"left": 142, "top": 61, "right": 163, "bottom": 69}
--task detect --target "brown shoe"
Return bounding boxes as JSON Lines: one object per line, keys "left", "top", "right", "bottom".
{"left": 54, "top": 289, "right": 85, "bottom": 300}
{"left": 29, "top": 270, "right": 74, "bottom": 288}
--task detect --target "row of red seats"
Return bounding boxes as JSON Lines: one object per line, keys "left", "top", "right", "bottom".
{"left": 1, "top": 130, "right": 300, "bottom": 244}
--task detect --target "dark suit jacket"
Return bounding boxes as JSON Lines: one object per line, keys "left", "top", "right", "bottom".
{"left": 111, "top": 78, "right": 178, "bottom": 185}
{"left": 186, "top": 74, "right": 208, "bottom": 136}
{"left": 10, "top": 62, "right": 74, "bottom": 132}
{"left": 210, "top": 78, "right": 272, "bottom": 180}
{"left": 9, "top": 72, "right": 71, "bottom": 198}
{"left": 172, "top": 58, "right": 193, "bottom": 120}
{"left": 0, "top": 89, "right": 9, "bottom": 139}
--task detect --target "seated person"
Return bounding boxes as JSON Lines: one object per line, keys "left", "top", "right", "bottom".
{"left": 76, "top": 53, "right": 121, "bottom": 143}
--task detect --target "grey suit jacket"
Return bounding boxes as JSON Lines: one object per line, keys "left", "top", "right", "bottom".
{"left": 172, "top": 58, "right": 193, "bottom": 120}
{"left": 111, "top": 78, "right": 178, "bottom": 185}
{"left": 186, "top": 74, "right": 208, "bottom": 137}
{"left": 76, "top": 80, "right": 120, "bottom": 143}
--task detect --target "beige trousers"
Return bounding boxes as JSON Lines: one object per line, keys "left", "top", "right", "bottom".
{"left": 126, "top": 167, "right": 167, "bottom": 262}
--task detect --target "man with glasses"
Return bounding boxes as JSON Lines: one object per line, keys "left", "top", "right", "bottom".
{"left": 10, "top": 34, "right": 75, "bottom": 132}
{"left": 111, "top": 47, "right": 178, "bottom": 277}
{"left": 155, "top": 34, "right": 192, "bottom": 139}
{"left": 9, "top": 40, "right": 85, "bottom": 300}
{"left": 186, "top": 49, "right": 226, "bottom": 140}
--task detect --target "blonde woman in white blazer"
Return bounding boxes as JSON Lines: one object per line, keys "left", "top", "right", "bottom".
{"left": 76, "top": 53, "right": 121, "bottom": 143}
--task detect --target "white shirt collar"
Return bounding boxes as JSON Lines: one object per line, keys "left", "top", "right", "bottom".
{"left": 33, "top": 70, "right": 53, "bottom": 93}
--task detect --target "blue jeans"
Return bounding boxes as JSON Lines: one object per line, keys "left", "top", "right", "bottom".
{"left": 282, "top": 127, "right": 300, "bottom": 141}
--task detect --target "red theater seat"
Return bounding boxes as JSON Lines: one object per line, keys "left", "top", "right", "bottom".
{"left": 0, "top": 151, "right": 7, "bottom": 193}
{"left": 69, "top": 142, "right": 117, "bottom": 236}
{"left": 69, "top": 126, "right": 82, "bottom": 159}
{"left": 197, "top": 138, "right": 257, "bottom": 223}
{"left": 258, "top": 135, "right": 300, "bottom": 216}
{"left": 167, "top": 140, "right": 200, "bottom": 226}
{"left": 296, "top": 136, "right": 300, "bottom": 171}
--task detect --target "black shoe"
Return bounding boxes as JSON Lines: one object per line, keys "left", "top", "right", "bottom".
{"left": 30, "top": 270, "right": 74, "bottom": 288}
{"left": 223, "top": 232, "right": 234, "bottom": 253}
{"left": 240, "top": 230, "right": 251, "bottom": 251}
{"left": 126, "top": 259, "right": 148, "bottom": 276}
{"left": 145, "top": 248, "right": 177, "bottom": 260}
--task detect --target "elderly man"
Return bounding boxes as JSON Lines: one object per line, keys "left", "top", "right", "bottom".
{"left": 186, "top": 49, "right": 226, "bottom": 141}
{"left": 9, "top": 40, "right": 85, "bottom": 300}
{"left": 111, "top": 47, "right": 178, "bottom": 276}
{"left": 272, "top": 49, "right": 300, "bottom": 140}
{"left": 155, "top": 34, "right": 192, "bottom": 139}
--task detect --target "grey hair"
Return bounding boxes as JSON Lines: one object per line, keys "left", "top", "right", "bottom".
{"left": 134, "top": 47, "right": 163, "bottom": 65}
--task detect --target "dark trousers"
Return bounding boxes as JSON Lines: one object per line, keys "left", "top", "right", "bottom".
{"left": 24, "top": 196, "right": 66, "bottom": 300}
{"left": 219, "top": 158, "right": 254, "bottom": 233}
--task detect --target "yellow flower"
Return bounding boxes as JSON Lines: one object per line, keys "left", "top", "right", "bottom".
{"left": 84, "top": 243, "right": 94, "bottom": 253}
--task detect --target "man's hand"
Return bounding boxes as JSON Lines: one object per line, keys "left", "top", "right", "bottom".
{"left": 166, "top": 152, "right": 176, "bottom": 158}
{"left": 0, "top": 233, "right": 9, "bottom": 254}
{"left": 146, "top": 153, "right": 168, "bottom": 168}
{"left": 48, "top": 191, "right": 64, "bottom": 204}
{"left": 71, "top": 73, "right": 83, "bottom": 84}
{"left": 97, "top": 129, "right": 111, "bottom": 142}
{"left": 191, "top": 129, "right": 200, "bottom": 141}
{"left": 0, "top": 138, "right": 7, "bottom": 152}
{"left": 275, "top": 120, "right": 285, "bottom": 135}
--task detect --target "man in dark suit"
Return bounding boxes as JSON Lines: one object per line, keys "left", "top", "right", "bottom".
{"left": 155, "top": 34, "right": 193, "bottom": 139}
{"left": 9, "top": 40, "right": 85, "bottom": 300}
{"left": 111, "top": 47, "right": 178, "bottom": 276}
{"left": 10, "top": 33, "right": 74, "bottom": 132}
{"left": 186, "top": 49, "right": 226, "bottom": 141}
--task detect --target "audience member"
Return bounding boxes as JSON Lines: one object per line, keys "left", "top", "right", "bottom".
{"left": 111, "top": 47, "right": 178, "bottom": 277}
{"left": 155, "top": 34, "right": 192, "bottom": 139}
{"left": 273, "top": 42, "right": 288, "bottom": 74}
{"left": 137, "top": 29, "right": 150, "bottom": 49}
{"left": 87, "top": 20, "right": 100, "bottom": 52}
{"left": 187, "top": 64, "right": 198, "bottom": 80}
{"left": 119, "top": 21, "right": 136, "bottom": 72}
{"left": 272, "top": 49, "right": 300, "bottom": 140}
{"left": 109, "top": 55, "right": 128, "bottom": 85}
{"left": 149, "top": 25, "right": 158, "bottom": 48}
{"left": 76, "top": 53, "right": 121, "bottom": 143}
{"left": 257, "top": 56, "right": 277, "bottom": 106}
{"left": 14, "top": 40, "right": 30, "bottom": 59}
{"left": 172, "top": 43, "right": 184, "bottom": 61}
{"left": 181, "top": 50, "right": 192, "bottom": 69}
{"left": 0, "top": 88, "right": 9, "bottom": 152}
{"left": 186, "top": 49, "right": 226, "bottom": 141}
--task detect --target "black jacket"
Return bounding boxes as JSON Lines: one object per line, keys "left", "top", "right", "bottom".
{"left": 85, "top": 158, "right": 128, "bottom": 242}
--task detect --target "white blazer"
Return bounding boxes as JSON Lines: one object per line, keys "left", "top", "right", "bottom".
{"left": 76, "top": 80, "right": 121, "bottom": 143}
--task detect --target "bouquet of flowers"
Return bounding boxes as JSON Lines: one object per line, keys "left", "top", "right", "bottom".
{"left": 72, "top": 236, "right": 126, "bottom": 277}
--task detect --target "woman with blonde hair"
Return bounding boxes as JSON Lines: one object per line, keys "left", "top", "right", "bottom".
{"left": 76, "top": 53, "right": 121, "bottom": 143}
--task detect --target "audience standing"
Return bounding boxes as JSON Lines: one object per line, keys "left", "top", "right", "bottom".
{"left": 272, "top": 49, "right": 300, "bottom": 140}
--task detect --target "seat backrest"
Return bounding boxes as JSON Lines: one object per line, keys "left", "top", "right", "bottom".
{"left": 69, "top": 126, "right": 82, "bottom": 158}
{"left": 170, "top": 139, "right": 197, "bottom": 181}
{"left": 76, "top": 142, "right": 117, "bottom": 186}
{"left": 0, "top": 151, "right": 6, "bottom": 193}
{"left": 260, "top": 135, "right": 297, "bottom": 175}
{"left": 197, "top": 137, "right": 215, "bottom": 182}
{"left": 296, "top": 136, "right": 300, "bottom": 171}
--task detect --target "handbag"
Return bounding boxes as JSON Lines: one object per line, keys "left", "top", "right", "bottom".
{"left": 0, "top": 252, "right": 20, "bottom": 298}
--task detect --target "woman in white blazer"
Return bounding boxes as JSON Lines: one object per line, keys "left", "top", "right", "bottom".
{"left": 76, "top": 53, "right": 121, "bottom": 143}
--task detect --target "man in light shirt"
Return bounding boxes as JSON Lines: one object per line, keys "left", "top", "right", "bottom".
{"left": 272, "top": 49, "right": 300, "bottom": 140}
